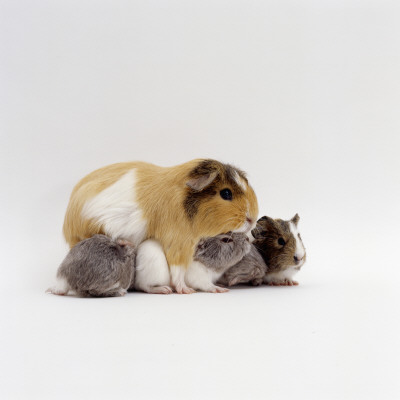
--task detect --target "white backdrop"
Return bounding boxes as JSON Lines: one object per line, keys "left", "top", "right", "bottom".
{"left": 1, "top": 1, "right": 399, "bottom": 399}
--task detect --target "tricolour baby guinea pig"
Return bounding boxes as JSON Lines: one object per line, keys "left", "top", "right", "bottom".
{"left": 217, "top": 214, "right": 306, "bottom": 287}
{"left": 254, "top": 214, "right": 306, "bottom": 286}
{"left": 47, "top": 235, "right": 136, "bottom": 297}
{"left": 62, "top": 159, "right": 258, "bottom": 294}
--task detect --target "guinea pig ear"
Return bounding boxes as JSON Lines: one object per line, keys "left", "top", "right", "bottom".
{"left": 186, "top": 171, "right": 218, "bottom": 192}
{"left": 291, "top": 214, "right": 300, "bottom": 226}
{"left": 258, "top": 216, "right": 277, "bottom": 229}
{"left": 117, "top": 239, "right": 134, "bottom": 247}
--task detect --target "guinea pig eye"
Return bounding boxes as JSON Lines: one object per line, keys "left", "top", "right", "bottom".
{"left": 278, "top": 237, "right": 286, "bottom": 246}
{"left": 220, "top": 188, "right": 233, "bottom": 201}
{"left": 221, "top": 237, "right": 233, "bottom": 243}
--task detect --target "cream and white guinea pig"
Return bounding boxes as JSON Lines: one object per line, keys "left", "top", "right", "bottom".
{"left": 63, "top": 159, "right": 258, "bottom": 294}
{"left": 221, "top": 214, "right": 306, "bottom": 286}
{"left": 134, "top": 233, "right": 251, "bottom": 294}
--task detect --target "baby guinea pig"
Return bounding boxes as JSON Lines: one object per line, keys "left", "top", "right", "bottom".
{"left": 223, "top": 214, "right": 306, "bottom": 286}
{"left": 47, "top": 234, "right": 136, "bottom": 297}
{"left": 186, "top": 232, "right": 252, "bottom": 292}
{"left": 217, "top": 244, "right": 268, "bottom": 287}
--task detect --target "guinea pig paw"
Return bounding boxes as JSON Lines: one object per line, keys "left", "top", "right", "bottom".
{"left": 209, "top": 285, "right": 229, "bottom": 293}
{"left": 174, "top": 284, "right": 196, "bottom": 294}
{"left": 267, "top": 281, "right": 283, "bottom": 287}
{"left": 148, "top": 285, "right": 173, "bottom": 295}
{"left": 280, "top": 279, "right": 299, "bottom": 286}
{"left": 46, "top": 287, "right": 68, "bottom": 296}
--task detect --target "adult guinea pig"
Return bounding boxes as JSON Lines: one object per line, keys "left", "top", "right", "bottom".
{"left": 134, "top": 233, "right": 251, "bottom": 294}
{"left": 221, "top": 214, "right": 306, "bottom": 287}
{"left": 63, "top": 159, "right": 259, "bottom": 294}
{"left": 47, "top": 235, "right": 136, "bottom": 297}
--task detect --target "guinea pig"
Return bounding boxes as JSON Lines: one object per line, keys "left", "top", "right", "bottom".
{"left": 134, "top": 233, "right": 251, "bottom": 294}
{"left": 47, "top": 234, "right": 136, "bottom": 297}
{"left": 217, "top": 244, "right": 268, "bottom": 287}
{"left": 253, "top": 214, "right": 306, "bottom": 286}
{"left": 62, "top": 159, "right": 259, "bottom": 294}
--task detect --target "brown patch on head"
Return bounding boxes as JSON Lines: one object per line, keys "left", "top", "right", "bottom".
{"left": 184, "top": 159, "right": 247, "bottom": 219}
{"left": 252, "top": 216, "right": 300, "bottom": 272}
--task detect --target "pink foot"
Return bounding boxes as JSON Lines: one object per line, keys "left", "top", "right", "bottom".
{"left": 206, "top": 285, "right": 229, "bottom": 293}
{"left": 148, "top": 285, "right": 173, "bottom": 294}
{"left": 174, "top": 283, "right": 196, "bottom": 294}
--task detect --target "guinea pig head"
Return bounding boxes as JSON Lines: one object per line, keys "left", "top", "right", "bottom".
{"left": 252, "top": 214, "right": 306, "bottom": 271}
{"left": 194, "top": 232, "right": 251, "bottom": 270}
{"left": 184, "top": 159, "right": 259, "bottom": 238}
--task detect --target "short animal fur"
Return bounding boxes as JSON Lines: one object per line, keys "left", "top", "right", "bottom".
{"left": 47, "top": 235, "right": 136, "bottom": 297}
{"left": 62, "top": 159, "right": 258, "bottom": 293}
{"left": 220, "top": 214, "right": 306, "bottom": 286}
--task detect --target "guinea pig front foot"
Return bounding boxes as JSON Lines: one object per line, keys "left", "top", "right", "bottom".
{"left": 174, "top": 284, "right": 196, "bottom": 294}
{"left": 267, "top": 279, "right": 298, "bottom": 286}
{"left": 170, "top": 266, "right": 196, "bottom": 294}
{"left": 208, "top": 285, "right": 229, "bottom": 293}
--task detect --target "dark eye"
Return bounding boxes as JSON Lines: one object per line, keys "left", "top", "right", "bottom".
{"left": 222, "top": 237, "right": 233, "bottom": 243}
{"left": 220, "top": 188, "right": 232, "bottom": 201}
{"left": 278, "top": 237, "right": 286, "bottom": 246}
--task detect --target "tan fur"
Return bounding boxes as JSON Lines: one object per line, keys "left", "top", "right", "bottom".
{"left": 63, "top": 159, "right": 259, "bottom": 272}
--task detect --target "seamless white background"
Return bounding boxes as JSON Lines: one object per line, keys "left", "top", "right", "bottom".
{"left": 1, "top": 1, "right": 399, "bottom": 399}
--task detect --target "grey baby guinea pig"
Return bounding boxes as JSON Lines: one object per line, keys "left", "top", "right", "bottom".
{"left": 220, "top": 214, "right": 306, "bottom": 287}
{"left": 185, "top": 232, "right": 252, "bottom": 293}
{"left": 47, "top": 234, "right": 136, "bottom": 297}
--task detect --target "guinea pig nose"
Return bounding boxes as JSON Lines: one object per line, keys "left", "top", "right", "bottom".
{"left": 246, "top": 218, "right": 253, "bottom": 224}
{"left": 294, "top": 255, "right": 300, "bottom": 262}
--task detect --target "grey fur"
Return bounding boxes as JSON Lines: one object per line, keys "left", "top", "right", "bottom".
{"left": 57, "top": 234, "right": 136, "bottom": 297}
{"left": 218, "top": 245, "right": 268, "bottom": 287}
{"left": 194, "top": 233, "right": 251, "bottom": 274}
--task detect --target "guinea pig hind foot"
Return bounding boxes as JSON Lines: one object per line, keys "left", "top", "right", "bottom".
{"left": 46, "top": 277, "right": 70, "bottom": 296}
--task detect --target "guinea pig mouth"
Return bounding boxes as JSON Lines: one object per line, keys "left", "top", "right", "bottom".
{"left": 233, "top": 219, "right": 254, "bottom": 234}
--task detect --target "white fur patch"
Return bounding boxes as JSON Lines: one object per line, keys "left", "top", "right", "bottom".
{"left": 134, "top": 239, "right": 171, "bottom": 292}
{"left": 233, "top": 171, "right": 247, "bottom": 191}
{"left": 247, "top": 230, "right": 255, "bottom": 243}
{"left": 46, "top": 276, "right": 70, "bottom": 295}
{"left": 185, "top": 261, "right": 224, "bottom": 292}
{"left": 82, "top": 170, "right": 147, "bottom": 246}
{"left": 289, "top": 222, "right": 305, "bottom": 261}
{"left": 263, "top": 266, "right": 299, "bottom": 284}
